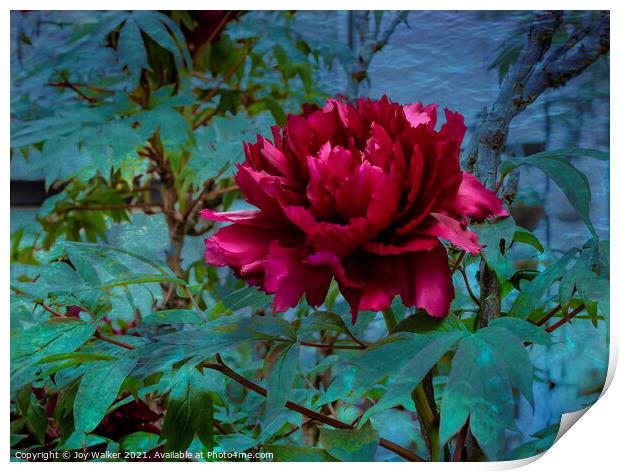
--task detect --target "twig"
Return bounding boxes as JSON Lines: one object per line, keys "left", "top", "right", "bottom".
{"left": 535, "top": 304, "right": 562, "bottom": 327}
{"left": 202, "top": 354, "right": 424, "bottom": 462}
{"left": 37, "top": 302, "right": 65, "bottom": 318}
{"left": 545, "top": 304, "right": 586, "bottom": 333}
{"left": 459, "top": 268, "right": 480, "bottom": 305}
{"left": 93, "top": 331, "right": 137, "bottom": 350}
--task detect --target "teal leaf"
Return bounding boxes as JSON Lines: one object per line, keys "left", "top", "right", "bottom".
{"left": 319, "top": 421, "right": 379, "bottom": 462}
{"left": 471, "top": 216, "right": 516, "bottom": 281}
{"left": 261, "top": 445, "right": 338, "bottom": 462}
{"left": 264, "top": 340, "right": 301, "bottom": 427}
{"left": 489, "top": 317, "right": 552, "bottom": 345}
{"left": 511, "top": 227, "right": 544, "bottom": 254}
{"left": 142, "top": 309, "right": 204, "bottom": 325}
{"left": 117, "top": 18, "right": 148, "bottom": 80}
{"left": 500, "top": 149, "right": 609, "bottom": 237}
{"left": 510, "top": 249, "right": 578, "bottom": 320}
{"left": 74, "top": 356, "right": 137, "bottom": 434}
{"left": 439, "top": 326, "right": 536, "bottom": 459}
{"left": 120, "top": 431, "right": 159, "bottom": 453}
{"left": 160, "top": 367, "right": 214, "bottom": 453}
{"left": 359, "top": 331, "right": 466, "bottom": 423}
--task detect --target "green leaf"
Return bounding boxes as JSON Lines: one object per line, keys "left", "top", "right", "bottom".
{"left": 25, "top": 394, "right": 48, "bottom": 444}
{"left": 38, "top": 352, "right": 118, "bottom": 364}
{"left": 512, "top": 227, "right": 544, "bottom": 254}
{"left": 261, "top": 445, "right": 338, "bottom": 462}
{"left": 509, "top": 249, "right": 578, "bottom": 320}
{"left": 319, "top": 421, "right": 379, "bottom": 462}
{"left": 439, "top": 326, "right": 536, "bottom": 459}
{"left": 142, "top": 309, "right": 204, "bottom": 325}
{"left": 264, "top": 340, "right": 301, "bottom": 427}
{"left": 471, "top": 216, "right": 515, "bottom": 281}
{"left": 296, "top": 311, "right": 359, "bottom": 340}
{"left": 500, "top": 149, "right": 609, "bottom": 236}
{"left": 393, "top": 311, "right": 467, "bottom": 334}
{"left": 117, "top": 18, "right": 148, "bottom": 80}
{"left": 489, "top": 317, "right": 552, "bottom": 345}
{"left": 120, "top": 432, "right": 159, "bottom": 453}
{"left": 358, "top": 331, "right": 466, "bottom": 423}
{"left": 207, "top": 286, "right": 272, "bottom": 317}
{"left": 160, "top": 367, "right": 214, "bottom": 453}
{"left": 74, "top": 356, "right": 137, "bottom": 434}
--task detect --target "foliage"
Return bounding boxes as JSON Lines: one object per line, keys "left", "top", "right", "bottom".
{"left": 10, "top": 10, "right": 609, "bottom": 463}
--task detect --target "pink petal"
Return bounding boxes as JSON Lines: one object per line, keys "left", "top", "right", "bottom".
{"left": 403, "top": 102, "right": 438, "bottom": 128}
{"left": 449, "top": 172, "right": 509, "bottom": 221}
{"left": 263, "top": 242, "right": 333, "bottom": 311}
{"left": 417, "top": 212, "right": 482, "bottom": 254}
{"left": 396, "top": 244, "right": 455, "bottom": 317}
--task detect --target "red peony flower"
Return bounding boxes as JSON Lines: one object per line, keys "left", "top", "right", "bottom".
{"left": 202, "top": 96, "right": 507, "bottom": 322}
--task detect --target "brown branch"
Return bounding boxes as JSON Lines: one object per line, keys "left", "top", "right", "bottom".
{"left": 202, "top": 354, "right": 424, "bottom": 462}
{"left": 93, "top": 331, "right": 137, "bottom": 350}
{"left": 46, "top": 80, "right": 96, "bottom": 104}
{"left": 545, "top": 304, "right": 586, "bottom": 333}
{"left": 37, "top": 302, "right": 65, "bottom": 318}
{"left": 535, "top": 304, "right": 562, "bottom": 327}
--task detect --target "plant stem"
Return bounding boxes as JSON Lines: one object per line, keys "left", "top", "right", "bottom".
{"left": 381, "top": 308, "right": 398, "bottom": 332}
{"left": 412, "top": 384, "right": 441, "bottom": 461}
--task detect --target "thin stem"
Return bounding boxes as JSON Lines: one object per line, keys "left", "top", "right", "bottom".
{"left": 459, "top": 268, "right": 480, "bottom": 305}
{"left": 494, "top": 170, "right": 508, "bottom": 193}
{"left": 93, "top": 331, "right": 137, "bottom": 350}
{"left": 412, "top": 385, "right": 440, "bottom": 461}
{"left": 37, "top": 302, "right": 65, "bottom": 318}
{"left": 381, "top": 308, "right": 398, "bottom": 332}
{"left": 545, "top": 304, "right": 586, "bottom": 333}
{"left": 181, "top": 285, "right": 206, "bottom": 322}
{"left": 203, "top": 354, "right": 424, "bottom": 462}
{"left": 535, "top": 303, "right": 562, "bottom": 326}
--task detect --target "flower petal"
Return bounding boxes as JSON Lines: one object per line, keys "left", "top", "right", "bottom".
{"left": 449, "top": 172, "right": 509, "bottom": 221}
